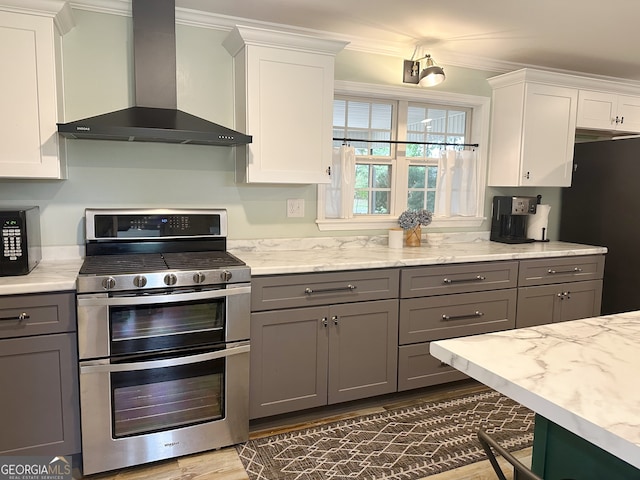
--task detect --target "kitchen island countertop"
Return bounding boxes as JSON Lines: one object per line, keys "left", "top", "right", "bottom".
{"left": 430, "top": 311, "right": 640, "bottom": 471}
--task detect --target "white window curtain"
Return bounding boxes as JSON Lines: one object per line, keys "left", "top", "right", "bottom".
{"left": 434, "top": 149, "right": 477, "bottom": 217}
{"left": 325, "top": 145, "right": 356, "bottom": 219}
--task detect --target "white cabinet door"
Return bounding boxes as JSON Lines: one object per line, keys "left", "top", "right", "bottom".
{"left": 0, "top": 11, "right": 66, "bottom": 179}
{"left": 576, "top": 90, "right": 617, "bottom": 130}
{"left": 225, "top": 26, "right": 346, "bottom": 184}
{"left": 577, "top": 90, "right": 640, "bottom": 133}
{"left": 520, "top": 83, "right": 577, "bottom": 187}
{"left": 243, "top": 46, "right": 335, "bottom": 183}
{"left": 616, "top": 95, "right": 640, "bottom": 132}
{"left": 488, "top": 79, "right": 577, "bottom": 187}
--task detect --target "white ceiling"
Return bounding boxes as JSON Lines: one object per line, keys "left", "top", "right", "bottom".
{"left": 172, "top": 0, "right": 640, "bottom": 82}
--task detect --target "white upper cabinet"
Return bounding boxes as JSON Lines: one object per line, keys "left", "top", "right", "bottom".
{"left": 224, "top": 26, "right": 347, "bottom": 184}
{"left": 0, "top": 2, "right": 73, "bottom": 179}
{"left": 577, "top": 90, "right": 640, "bottom": 133}
{"left": 488, "top": 69, "right": 578, "bottom": 187}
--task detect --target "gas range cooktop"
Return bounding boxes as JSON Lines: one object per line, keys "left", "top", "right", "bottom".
{"left": 77, "top": 251, "right": 250, "bottom": 293}
{"left": 77, "top": 208, "right": 250, "bottom": 293}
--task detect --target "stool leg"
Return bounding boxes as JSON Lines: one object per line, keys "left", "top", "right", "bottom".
{"left": 477, "top": 429, "right": 542, "bottom": 480}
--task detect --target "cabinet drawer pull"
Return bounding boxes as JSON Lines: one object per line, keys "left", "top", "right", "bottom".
{"left": 0, "top": 312, "right": 30, "bottom": 322}
{"left": 304, "top": 284, "right": 357, "bottom": 295}
{"left": 442, "top": 311, "right": 484, "bottom": 321}
{"left": 547, "top": 267, "right": 582, "bottom": 275}
{"left": 443, "top": 275, "right": 486, "bottom": 284}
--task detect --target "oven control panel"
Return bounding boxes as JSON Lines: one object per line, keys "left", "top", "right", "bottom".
{"left": 85, "top": 208, "right": 228, "bottom": 240}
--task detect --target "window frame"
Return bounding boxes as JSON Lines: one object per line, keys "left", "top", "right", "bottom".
{"left": 317, "top": 80, "right": 489, "bottom": 231}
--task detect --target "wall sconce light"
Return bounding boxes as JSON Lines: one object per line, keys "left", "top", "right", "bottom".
{"left": 403, "top": 54, "right": 446, "bottom": 87}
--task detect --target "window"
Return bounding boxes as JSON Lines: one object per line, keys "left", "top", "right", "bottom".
{"left": 333, "top": 97, "right": 395, "bottom": 215}
{"left": 405, "top": 104, "right": 471, "bottom": 213}
{"left": 318, "top": 81, "right": 489, "bottom": 231}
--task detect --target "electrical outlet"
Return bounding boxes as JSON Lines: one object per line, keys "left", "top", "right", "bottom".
{"left": 287, "top": 199, "right": 305, "bottom": 218}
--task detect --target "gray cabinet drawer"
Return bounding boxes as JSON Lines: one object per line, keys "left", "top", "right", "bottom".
{"left": 0, "top": 292, "right": 76, "bottom": 339}
{"left": 398, "top": 342, "right": 467, "bottom": 391}
{"left": 518, "top": 255, "right": 605, "bottom": 286}
{"left": 400, "top": 261, "right": 518, "bottom": 298}
{"left": 399, "top": 289, "right": 517, "bottom": 344}
{"left": 251, "top": 269, "right": 399, "bottom": 311}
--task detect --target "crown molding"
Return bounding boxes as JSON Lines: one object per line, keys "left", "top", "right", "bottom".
{"left": 0, "top": 0, "right": 75, "bottom": 34}
{"left": 222, "top": 25, "right": 348, "bottom": 57}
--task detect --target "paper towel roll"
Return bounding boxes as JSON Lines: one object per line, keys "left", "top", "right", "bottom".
{"left": 527, "top": 204, "right": 551, "bottom": 241}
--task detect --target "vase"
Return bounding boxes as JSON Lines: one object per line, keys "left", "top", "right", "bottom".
{"left": 404, "top": 226, "right": 421, "bottom": 247}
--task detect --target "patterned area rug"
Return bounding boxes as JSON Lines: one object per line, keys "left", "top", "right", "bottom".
{"left": 237, "top": 389, "right": 534, "bottom": 480}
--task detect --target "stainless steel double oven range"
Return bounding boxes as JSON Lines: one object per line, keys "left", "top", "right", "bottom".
{"left": 76, "top": 209, "right": 250, "bottom": 475}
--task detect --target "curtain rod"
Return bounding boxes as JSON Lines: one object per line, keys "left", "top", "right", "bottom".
{"left": 333, "top": 137, "right": 479, "bottom": 148}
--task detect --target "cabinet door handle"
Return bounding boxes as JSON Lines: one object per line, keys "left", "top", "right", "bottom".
{"left": 443, "top": 275, "right": 486, "bottom": 284}
{"left": 304, "top": 285, "right": 357, "bottom": 295}
{"left": 332, "top": 315, "right": 339, "bottom": 325}
{"left": 557, "top": 291, "right": 571, "bottom": 300}
{"left": 547, "top": 267, "right": 582, "bottom": 275}
{"left": 442, "top": 311, "right": 484, "bottom": 321}
{"left": 0, "top": 312, "right": 30, "bottom": 322}
{"left": 322, "top": 317, "right": 328, "bottom": 327}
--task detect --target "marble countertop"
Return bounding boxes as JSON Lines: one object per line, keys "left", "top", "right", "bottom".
{"left": 0, "top": 237, "right": 607, "bottom": 295}
{"left": 230, "top": 239, "right": 607, "bottom": 276}
{"left": 0, "top": 259, "right": 82, "bottom": 295}
{"left": 430, "top": 313, "right": 640, "bottom": 469}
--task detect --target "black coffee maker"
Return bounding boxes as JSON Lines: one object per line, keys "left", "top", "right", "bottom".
{"left": 490, "top": 196, "right": 537, "bottom": 244}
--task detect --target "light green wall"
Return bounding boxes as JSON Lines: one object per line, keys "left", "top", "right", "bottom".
{"left": 0, "top": 9, "right": 562, "bottom": 247}
{"left": 335, "top": 50, "right": 494, "bottom": 97}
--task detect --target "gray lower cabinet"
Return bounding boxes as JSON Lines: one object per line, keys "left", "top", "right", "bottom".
{"left": 517, "top": 280, "right": 603, "bottom": 327}
{"left": 0, "top": 292, "right": 80, "bottom": 456}
{"left": 250, "top": 269, "right": 399, "bottom": 419}
{"left": 250, "top": 299, "right": 398, "bottom": 419}
{"left": 398, "top": 262, "right": 518, "bottom": 391}
{"left": 516, "top": 256, "right": 605, "bottom": 328}
{"left": 249, "top": 255, "right": 607, "bottom": 406}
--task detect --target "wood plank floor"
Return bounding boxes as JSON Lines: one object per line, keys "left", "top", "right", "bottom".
{"left": 82, "top": 380, "right": 531, "bottom": 480}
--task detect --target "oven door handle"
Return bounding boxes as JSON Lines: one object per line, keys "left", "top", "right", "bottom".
{"left": 80, "top": 342, "right": 250, "bottom": 374}
{"left": 77, "top": 285, "right": 251, "bottom": 306}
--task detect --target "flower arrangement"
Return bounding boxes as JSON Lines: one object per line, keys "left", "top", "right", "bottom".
{"left": 398, "top": 209, "right": 432, "bottom": 247}
{"left": 398, "top": 209, "right": 433, "bottom": 230}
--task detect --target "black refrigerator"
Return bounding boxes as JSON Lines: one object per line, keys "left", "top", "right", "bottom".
{"left": 559, "top": 136, "right": 640, "bottom": 315}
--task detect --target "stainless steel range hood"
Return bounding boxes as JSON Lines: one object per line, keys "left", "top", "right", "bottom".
{"left": 57, "top": 0, "right": 251, "bottom": 147}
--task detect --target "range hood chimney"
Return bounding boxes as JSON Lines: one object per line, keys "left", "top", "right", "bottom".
{"left": 57, "top": 0, "right": 252, "bottom": 147}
